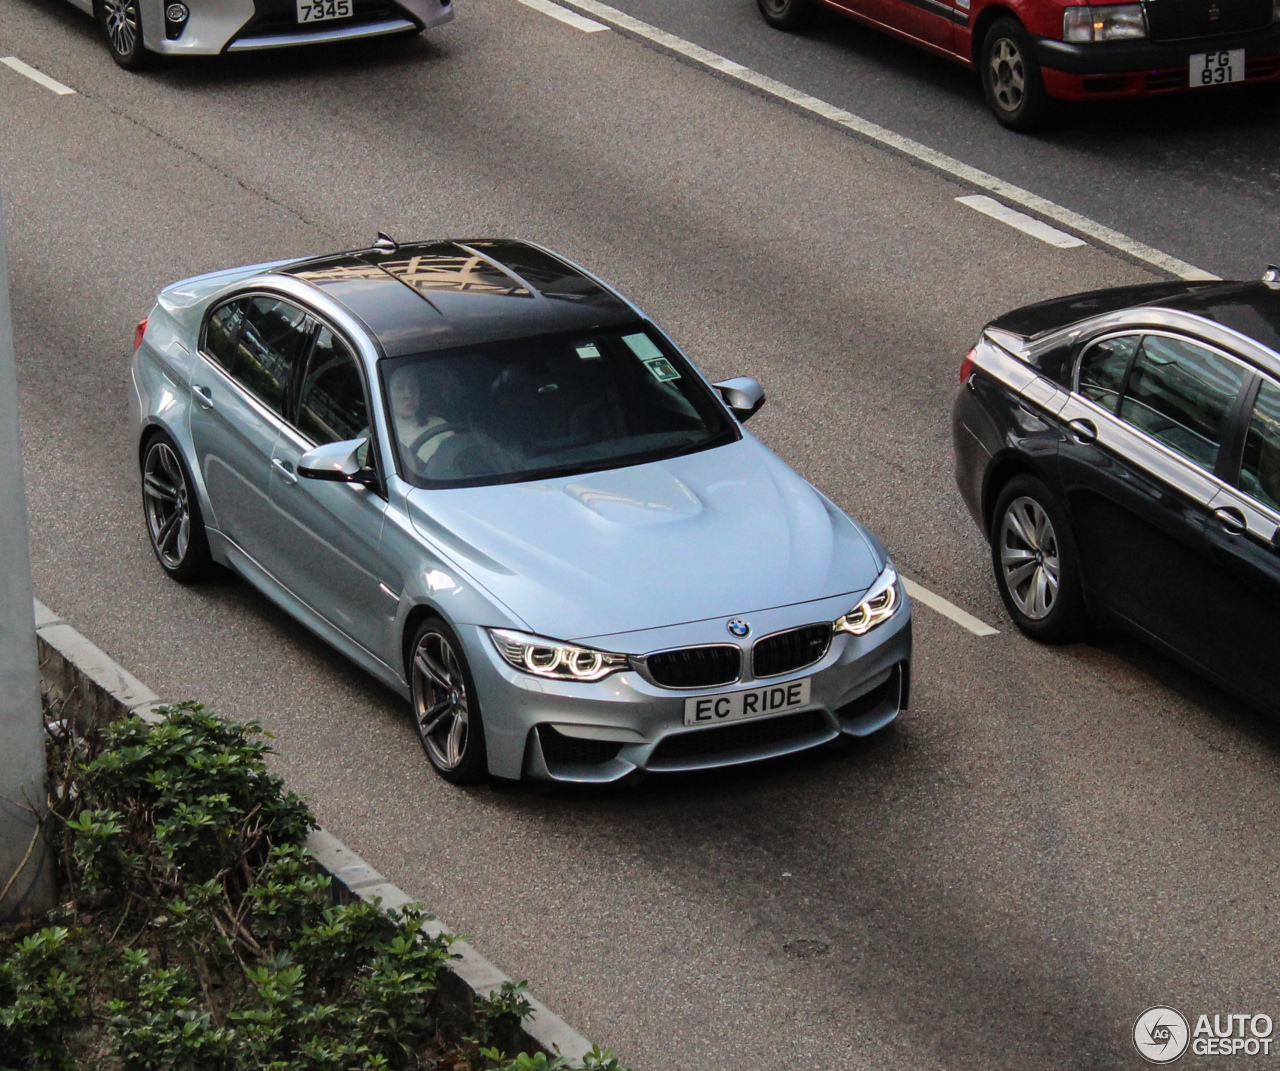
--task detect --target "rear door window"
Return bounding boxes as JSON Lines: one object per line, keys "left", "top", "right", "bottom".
{"left": 230, "top": 296, "right": 313, "bottom": 416}
{"left": 1116, "top": 334, "right": 1250, "bottom": 471}
{"left": 1241, "top": 377, "right": 1280, "bottom": 512}
{"left": 1076, "top": 334, "right": 1140, "bottom": 413}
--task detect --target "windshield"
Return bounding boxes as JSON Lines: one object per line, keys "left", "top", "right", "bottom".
{"left": 380, "top": 325, "right": 738, "bottom": 488}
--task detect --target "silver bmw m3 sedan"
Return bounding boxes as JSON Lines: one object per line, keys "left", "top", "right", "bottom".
{"left": 130, "top": 238, "right": 912, "bottom": 784}
{"left": 77, "top": 0, "right": 451, "bottom": 70}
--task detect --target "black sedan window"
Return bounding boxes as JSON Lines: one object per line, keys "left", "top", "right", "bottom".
{"left": 381, "top": 325, "right": 737, "bottom": 488}
{"left": 1077, "top": 334, "right": 1139, "bottom": 413}
{"left": 1118, "top": 334, "right": 1250, "bottom": 471}
{"left": 1241, "top": 378, "right": 1280, "bottom": 512}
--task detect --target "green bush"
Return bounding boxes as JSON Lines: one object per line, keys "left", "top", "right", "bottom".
{"left": 0, "top": 703, "right": 628, "bottom": 1071}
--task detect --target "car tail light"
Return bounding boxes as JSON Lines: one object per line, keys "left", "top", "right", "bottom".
{"left": 133, "top": 317, "right": 148, "bottom": 352}
{"left": 959, "top": 346, "right": 976, "bottom": 383}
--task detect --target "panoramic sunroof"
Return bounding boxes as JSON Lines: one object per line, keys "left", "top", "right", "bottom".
{"left": 377, "top": 251, "right": 531, "bottom": 299}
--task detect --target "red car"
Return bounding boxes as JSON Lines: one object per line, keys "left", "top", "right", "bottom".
{"left": 757, "top": 0, "right": 1280, "bottom": 129}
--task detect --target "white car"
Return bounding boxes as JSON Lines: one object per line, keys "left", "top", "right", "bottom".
{"left": 79, "top": 0, "right": 452, "bottom": 69}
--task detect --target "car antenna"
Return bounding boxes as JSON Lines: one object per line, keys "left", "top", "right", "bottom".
{"left": 373, "top": 231, "right": 399, "bottom": 254}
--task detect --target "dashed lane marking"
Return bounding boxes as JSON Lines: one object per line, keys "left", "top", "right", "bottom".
{"left": 957, "top": 194, "right": 1086, "bottom": 249}
{"left": 1, "top": 57, "right": 75, "bottom": 96}
{"left": 512, "top": 0, "right": 609, "bottom": 32}
{"left": 902, "top": 577, "right": 1000, "bottom": 637}
{"left": 545, "top": 0, "right": 1220, "bottom": 282}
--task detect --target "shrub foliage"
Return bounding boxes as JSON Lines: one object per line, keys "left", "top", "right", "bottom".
{"left": 0, "top": 703, "right": 624, "bottom": 1071}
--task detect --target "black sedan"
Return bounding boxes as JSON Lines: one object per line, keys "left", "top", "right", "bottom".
{"left": 952, "top": 273, "right": 1280, "bottom": 712}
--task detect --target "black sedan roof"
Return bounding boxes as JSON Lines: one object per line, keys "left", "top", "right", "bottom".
{"left": 988, "top": 279, "right": 1280, "bottom": 357}
{"left": 281, "top": 239, "right": 638, "bottom": 357}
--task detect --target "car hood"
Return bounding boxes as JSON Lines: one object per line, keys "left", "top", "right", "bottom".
{"left": 405, "top": 437, "right": 883, "bottom": 643}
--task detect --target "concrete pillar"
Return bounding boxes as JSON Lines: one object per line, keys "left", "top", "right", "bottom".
{"left": 0, "top": 182, "right": 54, "bottom": 921}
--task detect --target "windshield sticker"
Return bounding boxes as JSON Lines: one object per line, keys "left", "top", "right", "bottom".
{"left": 623, "top": 332, "right": 681, "bottom": 382}
{"left": 576, "top": 343, "right": 601, "bottom": 360}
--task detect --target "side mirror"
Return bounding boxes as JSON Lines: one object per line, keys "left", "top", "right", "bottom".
{"left": 714, "top": 377, "right": 765, "bottom": 422}
{"left": 298, "top": 437, "right": 375, "bottom": 484}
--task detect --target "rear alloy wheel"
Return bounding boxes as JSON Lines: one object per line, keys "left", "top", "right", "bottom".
{"left": 980, "top": 18, "right": 1049, "bottom": 131}
{"left": 991, "top": 475, "right": 1088, "bottom": 643}
{"left": 756, "top": 0, "right": 817, "bottom": 30}
{"left": 98, "top": 0, "right": 152, "bottom": 70}
{"left": 410, "top": 621, "right": 488, "bottom": 784}
{"left": 142, "top": 434, "right": 213, "bottom": 582}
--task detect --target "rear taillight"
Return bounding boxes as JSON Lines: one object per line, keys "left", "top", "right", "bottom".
{"left": 133, "top": 317, "right": 148, "bottom": 352}
{"left": 959, "top": 346, "right": 976, "bottom": 383}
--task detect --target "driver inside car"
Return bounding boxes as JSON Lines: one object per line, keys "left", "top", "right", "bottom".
{"left": 389, "top": 365, "right": 456, "bottom": 471}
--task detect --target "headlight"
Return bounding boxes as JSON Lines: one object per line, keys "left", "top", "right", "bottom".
{"left": 490, "top": 629, "right": 629, "bottom": 682}
{"left": 1063, "top": 4, "right": 1146, "bottom": 41}
{"left": 834, "top": 564, "right": 901, "bottom": 636}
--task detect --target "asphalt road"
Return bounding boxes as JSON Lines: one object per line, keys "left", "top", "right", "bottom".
{"left": 601, "top": 0, "right": 1280, "bottom": 281}
{"left": 3, "top": 2, "right": 1280, "bottom": 1069}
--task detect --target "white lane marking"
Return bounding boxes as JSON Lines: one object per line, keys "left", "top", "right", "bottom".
{"left": 548, "top": 0, "right": 1219, "bottom": 282}
{"left": 956, "top": 194, "right": 1086, "bottom": 249}
{"left": 511, "top": 0, "right": 609, "bottom": 31}
{"left": 1, "top": 57, "right": 75, "bottom": 96}
{"left": 901, "top": 577, "right": 1000, "bottom": 637}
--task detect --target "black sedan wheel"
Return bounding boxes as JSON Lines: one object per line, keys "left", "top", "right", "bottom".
{"left": 141, "top": 433, "right": 213, "bottom": 582}
{"left": 980, "top": 18, "right": 1049, "bottom": 131}
{"left": 98, "top": 0, "right": 152, "bottom": 70}
{"left": 991, "top": 475, "right": 1088, "bottom": 642}
{"left": 410, "top": 620, "right": 488, "bottom": 783}
{"left": 756, "top": 0, "right": 816, "bottom": 30}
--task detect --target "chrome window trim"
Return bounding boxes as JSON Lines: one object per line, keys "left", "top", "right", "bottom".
{"left": 1063, "top": 388, "right": 1235, "bottom": 505}
{"left": 1226, "top": 369, "right": 1280, "bottom": 526}
{"left": 1069, "top": 328, "right": 1257, "bottom": 483}
{"left": 631, "top": 643, "right": 744, "bottom": 690}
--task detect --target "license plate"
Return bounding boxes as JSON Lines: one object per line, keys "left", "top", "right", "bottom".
{"left": 683, "top": 678, "right": 811, "bottom": 727}
{"left": 1190, "top": 49, "right": 1245, "bottom": 87}
{"left": 297, "top": 0, "right": 351, "bottom": 22}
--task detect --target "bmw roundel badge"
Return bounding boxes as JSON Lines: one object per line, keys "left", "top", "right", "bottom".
{"left": 727, "top": 619, "right": 750, "bottom": 638}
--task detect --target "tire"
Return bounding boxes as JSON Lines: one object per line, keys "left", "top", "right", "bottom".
{"left": 409, "top": 619, "right": 489, "bottom": 784}
{"left": 980, "top": 18, "right": 1050, "bottom": 131}
{"left": 97, "top": 0, "right": 153, "bottom": 70}
{"left": 990, "top": 475, "right": 1088, "bottom": 643}
{"left": 756, "top": 0, "right": 817, "bottom": 31}
{"left": 141, "top": 432, "right": 214, "bottom": 583}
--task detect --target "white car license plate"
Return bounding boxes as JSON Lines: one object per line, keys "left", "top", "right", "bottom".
{"left": 683, "top": 678, "right": 811, "bottom": 727}
{"left": 297, "top": 0, "right": 351, "bottom": 22}
{"left": 1190, "top": 49, "right": 1245, "bottom": 87}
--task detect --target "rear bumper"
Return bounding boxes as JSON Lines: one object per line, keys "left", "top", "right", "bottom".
{"left": 1035, "top": 27, "right": 1280, "bottom": 98}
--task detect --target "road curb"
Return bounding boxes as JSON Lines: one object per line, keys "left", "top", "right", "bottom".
{"left": 32, "top": 599, "right": 596, "bottom": 1065}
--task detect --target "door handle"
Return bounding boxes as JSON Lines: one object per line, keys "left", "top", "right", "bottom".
{"left": 1067, "top": 418, "right": 1098, "bottom": 444}
{"left": 193, "top": 384, "right": 213, "bottom": 410}
{"left": 1214, "top": 506, "right": 1247, "bottom": 535}
{"left": 271, "top": 457, "right": 298, "bottom": 485}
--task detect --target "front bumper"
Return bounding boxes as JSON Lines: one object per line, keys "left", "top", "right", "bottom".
{"left": 142, "top": 0, "right": 452, "bottom": 55}
{"left": 1035, "top": 28, "right": 1280, "bottom": 99}
{"left": 462, "top": 595, "right": 913, "bottom": 783}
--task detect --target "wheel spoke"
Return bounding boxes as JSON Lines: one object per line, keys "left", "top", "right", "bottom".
{"left": 446, "top": 715, "right": 466, "bottom": 766}
{"left": 1005, "top": 560, "right": 1038, "bottom": 588}
{"left": 414, "top": 650, "right": 451, "bottom": 690}
{"left": 420, "top": 700, "right": 452, "bottom": 736}
{"left": 144, "top": 472, "right": 178, "bottom": 504}
{"left": 156, "top": 508, "right": 183, "bottom": 551}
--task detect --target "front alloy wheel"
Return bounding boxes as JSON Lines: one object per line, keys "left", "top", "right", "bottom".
{"left": 142, "top": 435, "right": 212, "bottom": 582}
{"left": 410, "top": 623, "right": 487, "bottom": 783}
{"left": 99, "top": 0, "right": 152, "bottom": 70}
{"left": 980, "top": 19, "right": 1049, "bottom": 131}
